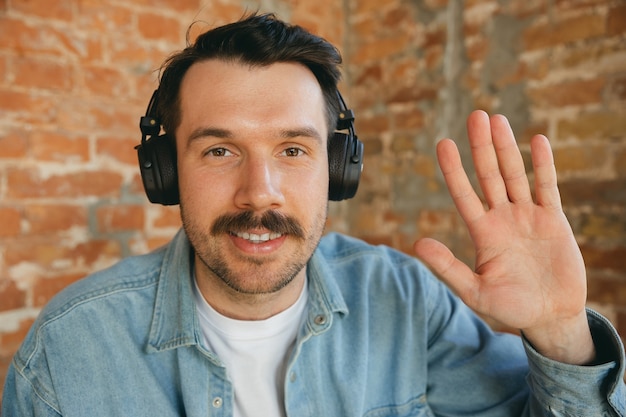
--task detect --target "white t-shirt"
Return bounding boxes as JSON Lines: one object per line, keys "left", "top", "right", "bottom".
{"left": 193, "top": 278, "right": 308, "bottom": 417}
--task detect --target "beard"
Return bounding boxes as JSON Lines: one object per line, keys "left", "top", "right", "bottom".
{"left": 181, "top": 205, "right": 327, "bottom": 295}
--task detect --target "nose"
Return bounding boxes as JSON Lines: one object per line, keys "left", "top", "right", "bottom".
{"left": 234, "top": 154, "right": 285, "bottom": 211}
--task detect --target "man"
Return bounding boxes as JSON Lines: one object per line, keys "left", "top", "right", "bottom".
{"left": 3, "top": 12, "right": 625, "bottom": 417}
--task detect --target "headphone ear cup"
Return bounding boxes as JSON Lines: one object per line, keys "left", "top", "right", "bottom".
{"left": 328, "top": 132, "right": 363, "bottom": 201}
{"left": 136, "top": 134, "right": 179, "bottom": 205}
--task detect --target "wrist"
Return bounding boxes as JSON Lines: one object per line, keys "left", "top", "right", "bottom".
{"left": 522, "top": 310, "right": 596, "bottom": 365}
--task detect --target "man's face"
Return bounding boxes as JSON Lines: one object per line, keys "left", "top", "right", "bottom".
{"left": 176, "top": 59, "right": 329, "bottom": 300}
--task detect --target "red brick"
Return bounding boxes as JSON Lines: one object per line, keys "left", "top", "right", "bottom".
{"left": 523, "top": 14, "right": 605, "bottom": 50}
{"left": 354, "top": 65, "right": 383, "bottom": 86}
{"left": 10, "top": 0, "right": 72, "bottom": 21}
{"left": 0, "top": 18, "right": 92, "bottom": 59}
{"left": 616, "top": 149, "right": 626, "bottom": 177}
{"left": 554, "top": 0, "right": 611, "bottom": 10}
{"left": 350, "top": 15, "right": 383, "bottom": 43}
{"left": 56, "top": 99, "right": 136, "bottom": 134}
{"left": 424, "top": 46, "right": 443, "bottom": 70}
{"left": 30, "top": 132, "right": 90, "bottom": 163}
{"left": 4, "top": 239, "right": 121, "bottom": 270}
{"left": 76, "top": 1, "right": 134, "bottom": 33}
{"left": 82, "top": 65, "right": 132, "bottom": 97}
{"left": 0, "top": 318, "right": 35, "bottom": 352}
{"left": 6, "top": 168, "right": 124, "bottom": 199}
{"left": 528, "top": 78, "right": 605, "bottom": 107}
{"left": 553, "top": 145, "right": 606, "bottom": 174}
{"left": 0, "top": 130, "right": 29, "bottom": 159}
{"left": 351, "top": 33, "right": 414, "bottom": 65}
{"left": 502, "top": 0, "right": 549, "bottom": 18}
{"left": 413, "top": 154, "right": 437, "bottom": 178}
{"left": 0, "top": 207, "right": 21, "bottom": 237}
{"left": 607, "top": 74, "right": 626, "bottom": 102}
{"left": 467, "top": 38, "right": 489, "bottom": 61}
{"left": 152, "top": 206, "right": 181, "bottom": 228}
{"left": 130, "top": 171, "right": 148, "bottom": 197}
{"left": 356, "top": 114, "right": 390, "bottom": 137}
{"left": 0, "top": 54, "right": 6, "bottom": 84}
{"left": 580, "top": 211, "right": 626, "bottom": 239}
{"left": 24, "top": 204, "right": 88, "bottom": 234}
{"left": 587, "top": 275, "right": 626, "bottom": 304}
{"left": 32, "top": 273, "right": 85, "bottom": 307}
{"left": 557, "top": 110, "right": 626, "bottom": 140}
{"left": 581, "top": 244, "right": 626, "bottom": 273}
{"left": 608, "top": 4, "right": 626, "bottom": 36}
{"left": 137, "top": 12, "right": 183, "bottom": 43}
{"left": 0, "top": 353, "right": 11, "bottom": 403}
{"left": 108, "top": 40, "right": 170, "bottom": 69}
{"left": 391, "top": 107, "right": 425, "bottom": 131}
{"left": 347, "top": 0, "right": 382, "bottom": 15}
{"left": 0, "top": 280, "right": 26, "bottom": 312}
{"left": 560, "top": 179, "right": 626, "bottom": 207}
{"left": 145, "top": 236, "right": 175, "bottom": 251}
{"left": 0, "top": 89, "right": 56, "bottom": 119}
{"left": 387, "top": 83, "right": 439, "bottom": 104}
{"left": 96, "top": 205, "right": 145, "bottom": 233}
{"left": 96, "top": 136, "right": 139, "bottom": 166}
{"left": 617, "top": 311, "right": 626, "bottom": 348}
{"left": 130, "top": 0, "right": 199, "bottom": 11}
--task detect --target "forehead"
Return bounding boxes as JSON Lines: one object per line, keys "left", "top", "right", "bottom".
{"left": 177, "top": 60, "right": 327, "bottom": 134}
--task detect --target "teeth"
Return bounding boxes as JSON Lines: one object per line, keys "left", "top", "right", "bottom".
{"left": 235, "top": 231, "right": 282, "bottom": 243}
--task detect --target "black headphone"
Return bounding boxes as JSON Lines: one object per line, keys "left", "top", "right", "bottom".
{"left": 136, "top": 89, "right": 363, "bottom": 205}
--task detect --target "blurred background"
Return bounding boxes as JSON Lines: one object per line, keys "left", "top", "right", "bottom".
{"left": 0, "top": 0, "right": 625, "bottom": 395}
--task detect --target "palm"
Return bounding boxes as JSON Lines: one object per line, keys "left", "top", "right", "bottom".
{"left": 466, "top": 199, "right": 585, "bottom": 330}
{"left": 414, "top": 111, "right": 587, "bottom": 333}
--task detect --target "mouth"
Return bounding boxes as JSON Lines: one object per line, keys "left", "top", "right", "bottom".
{"left": 232, "top": 231, "right": 283, "bottom": 243}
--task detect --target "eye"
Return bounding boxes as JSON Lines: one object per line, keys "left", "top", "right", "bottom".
{"left": 205, "top": 147, "right": 232, "bottom": 157}
{"left": 282, "top": 147, "right": 304, "bottom": 157}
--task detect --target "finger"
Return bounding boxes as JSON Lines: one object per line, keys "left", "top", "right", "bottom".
{"left": 436, "top": 138, "right": 485, "bottom": 224}
{"left": 413, "top": 238, "right": 478, "bottom": 303}
{"left": 490, "top": 114, "right": 532, "bottom": 204}
{"left": 466, "top": 110, "right": 509, "bottom": 208}
{"left": 531, "top": 134, "right": 562, "bottom": 210}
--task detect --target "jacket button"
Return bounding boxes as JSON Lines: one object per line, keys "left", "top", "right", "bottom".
{"left": 212, "top": 397, "right": 223, "bottom": 408}
{"left": 314, "top": 315, "right": 326, "bottom": 325}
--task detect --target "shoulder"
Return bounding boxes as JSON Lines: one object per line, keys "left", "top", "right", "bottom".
{"left": 316, "top": 232, "right": 438, "bottom": 299}
{"left": 38, "top": 245, "right": 167, "bottom": 321}
{"left": 318, "top": 232, "right": 426, "bottom": 270}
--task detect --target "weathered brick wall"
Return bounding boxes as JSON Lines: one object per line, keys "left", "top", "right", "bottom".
{"left": 0, "top": 0, "right": 344, "bottom": 399}
{"left": 341, "top": 0, "right": 626, "bottom": 338}
{"left": 0, "top": 0, "right": 625, "bottom": 399}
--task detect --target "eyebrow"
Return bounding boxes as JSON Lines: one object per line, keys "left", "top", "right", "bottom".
{"left": 186, "top": 125, "right": 324, "bottom": 148}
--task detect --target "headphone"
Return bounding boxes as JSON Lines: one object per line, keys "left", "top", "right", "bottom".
{"left": 136, "top": 89, "right": 363, "bottom": 205}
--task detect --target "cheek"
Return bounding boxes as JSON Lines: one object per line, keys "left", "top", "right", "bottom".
{"left": 287, "top": 165, "right": 329, "bottom": 199}
{"left": 178, "top": 166, "right": 232, "bottom": 211}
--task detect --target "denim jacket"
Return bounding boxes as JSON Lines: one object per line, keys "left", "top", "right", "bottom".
{"left": 3, "top": 230, "right": 625, "bottom": 416}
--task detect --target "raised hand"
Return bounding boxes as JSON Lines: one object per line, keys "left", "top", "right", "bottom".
{"left": 413, "top": 110, "right": 595, "bottom": 364}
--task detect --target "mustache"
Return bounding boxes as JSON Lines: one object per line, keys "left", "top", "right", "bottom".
{"left": 211, "top": 210, "right": 305, "bottom": 239}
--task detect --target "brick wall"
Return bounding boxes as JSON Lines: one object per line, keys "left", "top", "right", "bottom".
{"left": 0, "top": 0, "right": 344, "bottom": 399}
{"left": 1, "top": 0, "right": 625, "bottom": 399}
{"left": 341, "top": 0, "right": 626, "bottom": 338}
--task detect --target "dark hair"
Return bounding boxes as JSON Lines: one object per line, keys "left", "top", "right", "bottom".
{"left": 156, "top": 12, "right": 343, "bottom": 138}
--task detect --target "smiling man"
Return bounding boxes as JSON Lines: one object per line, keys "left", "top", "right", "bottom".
{"left": 177, "top": 60, "right": 328, "bottom": 320}
{"left": 3, "top": 12, "right": 625, "bottom": 417}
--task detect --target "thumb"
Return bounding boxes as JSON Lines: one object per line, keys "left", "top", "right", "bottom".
{"left": 413, "top": 238, "right": 477, "bottom": 301}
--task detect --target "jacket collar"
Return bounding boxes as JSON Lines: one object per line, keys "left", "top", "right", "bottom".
{"left": 147, "top": 229, "right": 199, "bottom": 353}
